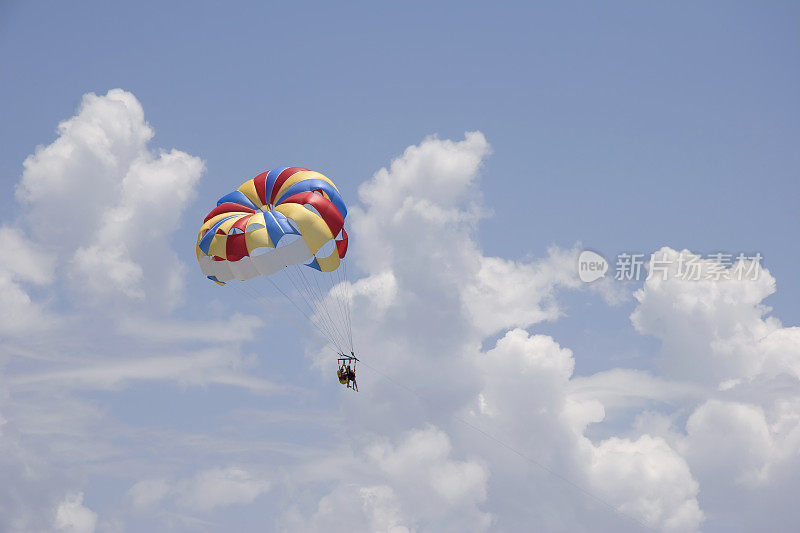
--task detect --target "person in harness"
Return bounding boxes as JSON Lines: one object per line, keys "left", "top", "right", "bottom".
{"left": 337, "top": 363, "right": 349, "bottom": 385}
{"left": 336, "top": 353, "right": 358, "bottom": 391}
{"left": 346, "top": 363, "right": 358, "bottom": 391}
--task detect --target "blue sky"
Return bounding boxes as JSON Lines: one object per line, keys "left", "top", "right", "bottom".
{"left": 1, "top": 2, "right": 799, "bottom": 532}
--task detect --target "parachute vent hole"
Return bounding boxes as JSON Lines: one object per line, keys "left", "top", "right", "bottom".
{"left": 316, "top": 239, "right": 336, "bottom": 257}
{"left": 276, "top": 234, "right": 300, "bottom": 248}
{"left": 303, "top": 203, "right": 323, "bottom": 219}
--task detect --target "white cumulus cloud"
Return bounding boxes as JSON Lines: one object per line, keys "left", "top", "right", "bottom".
{"left": 54, "top": 492, "right": 98, "bottom": 533}
{"left": 16, "top": 89, "right": 204, "bottom": 307}
{"left": 128, "top": 466, "right": 270, "bottom": 514}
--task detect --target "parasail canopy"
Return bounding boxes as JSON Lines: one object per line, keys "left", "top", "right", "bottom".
{"left": 196, "top": 167, "right": 349, "bottom": 285}
{"left": 196, "top": 166, "right": 354, "bottom": 355}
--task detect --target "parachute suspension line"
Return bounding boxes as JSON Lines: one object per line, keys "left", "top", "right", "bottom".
{"left": 307, "top": 263, "right": 349, "bottom": 353}
{"left": 336, "top": 261, "right": 353, "bottom": 353}
{"left": 325, "top": 261, "right": 350, "bottom": 353}
{"left": 295, "top": 265, "right": 344, "bottom": 351}
{"left": 287, "top": 265, "right": 342, "bottom": 351}
{"left": 290, "top": 266, "right": 338, "bottom": 348}
{"left": 341, "top": 257, "right": 354, "bottom": 352}
{"left": 278, "top": 268, "right": 332, "bottom": 348}
{"left": 229, "top": 282, "right": 339, "bottom": 356}
{"left": 239, "top": 282, "right": 335, "bottom": 353}
{"left": 226, "top": 263, "right": 354, "bottom": 360}
{"left": 279, "top": 266, "right": 316, "bottom": 322}
{"left": 280, "top": 267, "right": 329, "bottom": 343}
{"left": 326, "top": 256, "right": 353, "bottom": 354}
{"left": 308, "top": 265, "right": 338, "bottom": 337}
{"left": 263, "top": 274, "right": 343, "bottom": 354}
{"left": 306, "top": 262, "right": 349, "bottom": 354}
{"left": 295, "top": 264, "right": 347, "bottom": 351}
{"left": 284, "top": 265, "right": 343, "bottom": 352}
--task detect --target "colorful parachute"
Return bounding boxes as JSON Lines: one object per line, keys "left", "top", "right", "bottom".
{"left": 196, "top": 167, "right": 353, "bottom": 355}
{"left": 196, "top": 167, "right": 349, "bottom": 284}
